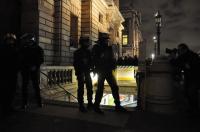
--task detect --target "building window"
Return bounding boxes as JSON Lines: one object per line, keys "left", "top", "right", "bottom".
{"left": 116, "top": 31, "right": 119, "bottom": 37}
{"left": 122, "top": 34, "right": 128, "bottom": 46}
{"left": 70, "top": 14, "right": 78, "bottom": 48}
{"left": 106, "top": 13, "right": 109, "bottom": 21}
{"left": 122, "top": 18, "right": 130, "bottom": 46}
{"left": 99, "top": 13, "right": 103, "bottom": 23}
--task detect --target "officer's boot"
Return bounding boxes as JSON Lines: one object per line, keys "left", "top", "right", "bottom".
{"left": 79, "top": 103, "right": 87, "bottom": 113}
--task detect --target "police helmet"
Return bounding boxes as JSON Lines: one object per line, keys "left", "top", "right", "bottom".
{"left": 79, "top": 35, "right": 90, "bottom": 46}
{"left": 20, "top": 33, "right": 36, "bottom": 42}
{"left": 95, "top": 32, "right": 110, "bottom": 43}
{"left": 4, "top": 33, "right": 17, "bottom": 41}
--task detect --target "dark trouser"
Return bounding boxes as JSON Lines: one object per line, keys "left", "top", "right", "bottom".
{"left": 21, "top": 69, "right": 41, "bottom": 106}
{"left": 77, "top": 72, "right": 93, "bottom": 105}
{"left": 185, "top": 82, "right": 199, "bottom": 112}
{"left": 94, "top": 71, "right": 120, "bottom": 108}
{"left": 0, "top": 73, "right": 17, "bottom": 114}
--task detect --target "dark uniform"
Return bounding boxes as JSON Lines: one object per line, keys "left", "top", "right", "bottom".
{"left": 171, "top": 43, "right": 200, "bottom": 113}
{"left": 73, "top": 36, "right": 93, "bottom": 112}
{"left": 0, "top": 33, "right": 19, "bottom": 116}
{"left": 92, "top": 32, "right": 126, "bottom": 114}
{"left": 19, "top": 33, "right": 44, "bottom": 109}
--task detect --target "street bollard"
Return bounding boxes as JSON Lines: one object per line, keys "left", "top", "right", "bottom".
{"left": 145, "top": 56, "right": 177, "bottom": 114}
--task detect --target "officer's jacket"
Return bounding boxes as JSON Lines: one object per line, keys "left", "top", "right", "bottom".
{"left": 73, "top": 48, "right": 93, "bottom": 75}
{"left": 92, "top": 44, "right": 116, "bottom": 72}
{"left": 19, "top": 43, "right": 44, "bottom": 69}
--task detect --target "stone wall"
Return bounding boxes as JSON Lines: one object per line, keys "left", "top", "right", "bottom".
{"left": 38, "top": 0, "right": 55, "bottom": 65}
{"left": 91, "top": 0, "right": 109, "bottom": 44}
{"left": 81, "top": 0, "right": 110, "bottom": 45}
{"left": 38, "top": 0, "right": 81, "bottom": 66}
{"left": 81, "top": 0, "right": 91, "bottom": 37}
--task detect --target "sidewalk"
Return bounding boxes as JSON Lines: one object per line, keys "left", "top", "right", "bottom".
{"left": 0, "top": 104, "right": 200, "bottom": 132}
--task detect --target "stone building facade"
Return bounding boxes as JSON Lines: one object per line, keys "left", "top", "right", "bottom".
{"left": 38, "top": 0, "right": 82, "bottom": 66}
{"left": 119, "top": 2, "right": 143, "bottom": 57}
{"left": 0, "top": 0, "right": 124, "bottom": 66}
{"left": 82, "top": 0, "right": 124, "bottom": 56}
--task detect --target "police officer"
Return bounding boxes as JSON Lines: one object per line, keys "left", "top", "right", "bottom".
{"left": 170, "top": 43, "right": 200, "bottom": 113}
{"left": 92, "top": 32, "right": 127, "bottom": 114}
{"left": 0, "top": 33, "right": 18, "bottom": 116}
{"left": 73, "top": 36, "right": 93, "bottom": 112}
{"left": 19, "top": 33, "right": 44, "bottom": 109}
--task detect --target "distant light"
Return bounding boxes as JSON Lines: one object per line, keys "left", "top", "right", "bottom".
{"left": 153, "top": 36, "right": 157, "bottom": 40}
{"left": 154, "top": 12, "right": 159, "bottom": 17}
{"left": 151, "top": 53, "right": 155, "bottom": 60}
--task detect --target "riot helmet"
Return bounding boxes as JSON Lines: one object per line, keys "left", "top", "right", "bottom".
{"left": 3, "top": 33, "right": 17, "bottom": 47}
{"left": 20, "top": 33, "right": 36, "bottom": 46}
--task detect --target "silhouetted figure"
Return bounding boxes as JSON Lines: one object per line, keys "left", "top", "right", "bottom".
{"left": 127, "top": 55, "right": 135, "bottom": 65}
{"left": 92, "top": 32, "right": 127, "bottom": 114}
{"left": 117, "top": 57, "right": 124, "bottom": 65}
{"left": 19, "top": 33, "right": 44, "bottom": 110}
{"left": 170, "top": 43, "right": 200, "bottom": 114}
{"left": 133, "top": 55, "right": 138, "bottom": 66}
{"left": 0, "top": 33, "right": 19, "bottom": 117}
{"left": 73, "top": 36, "right": 93, "bottom": 113}
{"left": 123, "top": 56, "right": 128, "bottom": 66}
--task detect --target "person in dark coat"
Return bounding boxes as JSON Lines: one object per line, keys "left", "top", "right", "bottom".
{"left": 171, "top": 43, "right": 200, "bottom": 113}
{"left": 133, "top": 55, "right": 139, "bottom": 66}
{"left": 92, "top": 32, "right": 127, "bottom": 114}
{"left": 19, "top": 33, "right": 44, "bottom": 109}
{"left": 0, "top": 33, "right": 19, "bottom": 116}
{"left": 73, "top": 36, "right": 93, "bottom": 112}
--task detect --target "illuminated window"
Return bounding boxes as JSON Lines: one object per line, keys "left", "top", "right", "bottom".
{"left": 122, "top": 35, "right": 128, "bottom": 45}
{"left": 122, "top": 18, "right": 129, "bottom": 46}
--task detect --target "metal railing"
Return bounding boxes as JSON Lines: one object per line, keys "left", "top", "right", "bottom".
{"left": 40, "top": 71, "right": 77, "bottom": 102}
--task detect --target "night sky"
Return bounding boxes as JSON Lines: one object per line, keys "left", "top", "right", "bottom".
{"left": 120, "top": 0, "right": 200, "bottom": 56}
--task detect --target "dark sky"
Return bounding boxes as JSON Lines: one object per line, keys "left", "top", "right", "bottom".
{"left": 120, "top": 0, "right": 200, "bottom": 56}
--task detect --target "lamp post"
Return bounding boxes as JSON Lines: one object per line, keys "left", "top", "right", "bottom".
{"left": 154, "top": 11, "right": 162, "bottom": 56}
{"left": 153, "top": 36, "right": 157, "bottom": 56}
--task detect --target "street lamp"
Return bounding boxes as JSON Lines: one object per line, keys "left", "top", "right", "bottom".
{"left": 153, "top": 36, "right": 157, "bottom": 56}
{"left": 154, "top": 10, "right": 162, "bottom": 55}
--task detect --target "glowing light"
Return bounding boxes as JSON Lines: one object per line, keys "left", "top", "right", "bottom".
{"left": 116, "top": 66, "right": 137, "bottom": 81}
{"left": 151, "top": 53, "right": 155, "bottom": 60}
{"left": 90, "top": 72, "right": 98, "bottom": 84}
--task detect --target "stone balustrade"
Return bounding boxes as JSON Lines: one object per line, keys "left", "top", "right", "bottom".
{"left": 39, "top": 65, "right": 138, "bottom": 102}
{"left": 40, "top": 66, "right": 77, "bottom": 101}
{"left": 40, "top": 66, "right": 76, "bottom": 86}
